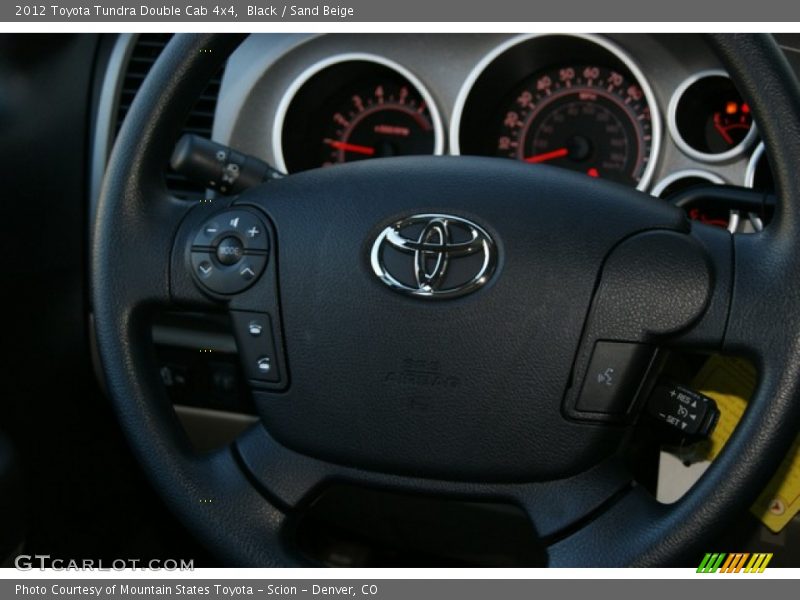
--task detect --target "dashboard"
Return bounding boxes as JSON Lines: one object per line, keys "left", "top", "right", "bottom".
{"left": 198, "top": 33, "right": 796, "bottom": 233}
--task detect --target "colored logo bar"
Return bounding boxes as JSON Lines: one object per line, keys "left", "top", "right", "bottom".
{"left": 697, "top": 552, "right": 773, "bottom": 573}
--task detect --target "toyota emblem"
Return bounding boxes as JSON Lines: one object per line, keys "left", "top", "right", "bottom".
{"left": 370, "top": 214, "right": 497, "bottom": 299}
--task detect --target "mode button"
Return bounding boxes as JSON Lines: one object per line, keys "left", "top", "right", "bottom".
{"left": 215, "top": 236, "right": 244, "bottom": 265}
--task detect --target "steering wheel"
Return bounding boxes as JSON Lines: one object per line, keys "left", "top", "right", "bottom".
{"left": 92, "top": 33, "right": 800, "bottom": 566}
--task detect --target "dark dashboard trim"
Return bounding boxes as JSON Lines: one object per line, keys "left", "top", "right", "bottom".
{"left": 89, "top": 33, "right": 136, "bottom": 225}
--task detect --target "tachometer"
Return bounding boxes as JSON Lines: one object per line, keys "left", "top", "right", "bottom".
{"left": 495, "top": 65, "right": 653, "bottom": 187}
{"left": 277, "top": 56, "right": 444, "bottom": 173}
{"left": 320, "top": 80, "right": 435, "bottom": 165}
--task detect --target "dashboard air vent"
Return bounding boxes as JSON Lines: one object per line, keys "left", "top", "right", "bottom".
{"left": 115, "top": 33, "right": 224, "bottom": 199}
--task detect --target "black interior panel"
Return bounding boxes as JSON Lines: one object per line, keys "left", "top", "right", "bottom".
{"left": 0, "top": 33, "right": 216, "bottom": 566}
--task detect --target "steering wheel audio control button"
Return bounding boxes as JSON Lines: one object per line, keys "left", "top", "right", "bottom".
{"left": 256, "top": 357, "right": 272, "bottom": 374}
{"left": 230, "top": 311, "right": 284, "bottom": 386}
{"left": 575, "top": 341, "right": 655, "bottom": 416}
{"left": 194, "top": 220, "right": 223, "bottom": 247}
{"left": 239, "top": 263, "right": 257, "bottom": 280}
{"left": 203, "top": 221, "right": 220, "bottom": 236}
{"left": 189, "top": 209, "right": 270, "bottom": 295}
{"left": 192, "top": 210, "right": 269, "bottom": 253}
{"left": 196, "top": 260, "right": 213, "bottom": 279}
{"left": 245, "top": 224, "right": 262, "bottom": 240}
{"left": 216, "top": 236, "right": 244, "bottom": 265}
{"left": 190, "top": 249, "right": 266, "bottom": 295}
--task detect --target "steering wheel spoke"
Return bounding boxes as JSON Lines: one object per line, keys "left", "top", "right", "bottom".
{"left": 548, "top": 484, "right": 668, "bottom": 566}
{"left": 667, "top": 221, "right": 734, "bottom": 351}
{"left": 169, "top": 444, "right": 304, "bottom": 566}
{"left": 234, "top": 421, "right": 635, "bottom": 545}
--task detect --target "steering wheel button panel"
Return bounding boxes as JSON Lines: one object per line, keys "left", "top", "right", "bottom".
{"left": 575, "top": 341, "right": 656, "bottom": 416}
{"left": 190, "top": 209, "right": 270, "bottom": 295}
{"left": 230, "top": 311, "right": 284, "bottom": 387}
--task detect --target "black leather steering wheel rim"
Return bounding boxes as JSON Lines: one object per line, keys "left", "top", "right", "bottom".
{"left": 92, "top": 33, "right": 800, "bottom": 566}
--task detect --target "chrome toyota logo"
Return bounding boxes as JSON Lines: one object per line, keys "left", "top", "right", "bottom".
{"left": 370, "top": 214, "right": 497, "bottom": 298}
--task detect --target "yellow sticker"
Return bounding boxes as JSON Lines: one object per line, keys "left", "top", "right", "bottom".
{"left": 691, "top": 356, "right": 755, "bottom": 460}
{"left": 691, "top": 355, "right": 800, "bottom": 533}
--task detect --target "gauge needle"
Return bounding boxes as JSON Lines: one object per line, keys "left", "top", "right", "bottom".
{"left": 324, "top": 139, "right": 376, "bottom": 156}
{"left": 713, "top": 122, "right": 735, "bottom": 145}
{"left": 524, "top": 147, "right": 569, "bottom": 163}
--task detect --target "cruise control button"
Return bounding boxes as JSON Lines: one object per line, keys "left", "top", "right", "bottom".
{"left": 645, "top": 381, "right": 720, "bottom": 440}
{"left": 216, "top": 236, "right": 244, "bottom": 265}
{"left": 575, "top": 341, "right": 655, "bottom": 415}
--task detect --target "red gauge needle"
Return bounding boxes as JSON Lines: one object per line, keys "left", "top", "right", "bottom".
{"left": 713, "top": 122, "right": 734, "bottom": 145}
{"left": 524, "top": 147, "right": 569, "bottom": 163}
{"left": 324, "top": 139, "right": 376, "bottom": 156}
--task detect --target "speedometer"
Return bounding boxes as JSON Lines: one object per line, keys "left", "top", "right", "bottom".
{"left": 495, "top": 65, "right": 653, "bottom": 187}
{"left": 453, "top": 34, "right": 662, "bottom": 191}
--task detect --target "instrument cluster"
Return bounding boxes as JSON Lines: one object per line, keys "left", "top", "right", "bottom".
{"left": 269, "top": 34, "right": 774, "bottom": 229}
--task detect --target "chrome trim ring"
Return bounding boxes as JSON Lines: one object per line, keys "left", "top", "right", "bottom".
{"left": 745, "top": 141, "right": 766, "bottom": 189}
{"left": 650, "top": 168, "right": 725, "bottom": 197}
{"left": 667, "top": 69, "right": 758, "bottom": 164}
{"left": 449, "top": 33, "right": 662, "bottom": 192}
